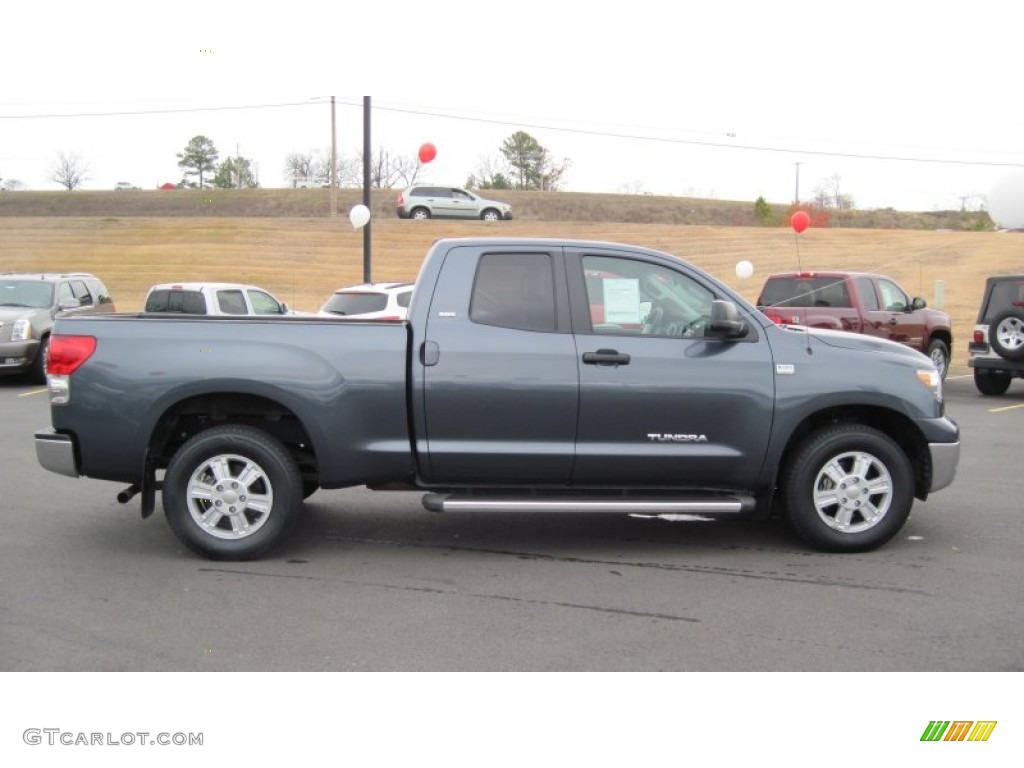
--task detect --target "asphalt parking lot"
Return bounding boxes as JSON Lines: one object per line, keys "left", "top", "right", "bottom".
{"left": 1, "top": 373, "right": 1021, "bottom": 672}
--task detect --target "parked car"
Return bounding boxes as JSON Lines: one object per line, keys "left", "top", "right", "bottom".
{"left": 757, "top": 271, "right": 953, "bottom": 378}
{"left": 967, "top": 274, "right": 1024, "bottom": 395}
{"left": 319, "top": 282, "right": 414, "bottom": 320}
{"left": 114, "top": 182, "right": 140, "bottom": 191}
{"left": 396, "top": 185, "right": 512, "bottom": 221}
{"left": 0, "top": 272, "right": 116, "bottom": 383}
{"left": 144, "top": 282, "right": 309, "bottom": 317}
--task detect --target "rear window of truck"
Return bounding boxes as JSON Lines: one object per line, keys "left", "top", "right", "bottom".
{"left": 759, "top": 277, "right": 850, "bottom": 308}
{"left": 144, "top": 289, "right": 208, "bottom": 314}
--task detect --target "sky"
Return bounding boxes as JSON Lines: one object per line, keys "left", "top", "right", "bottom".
{"left": 2, "top": 1, "right": 1023, "bottom": 213}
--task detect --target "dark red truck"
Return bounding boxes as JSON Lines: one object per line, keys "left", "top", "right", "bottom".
{"left": 757, "top": 271, "right": 953, "bottom": 378}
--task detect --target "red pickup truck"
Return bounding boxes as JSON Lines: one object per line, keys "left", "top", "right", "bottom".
{"left": 757, "top": 271, "right": 953, "bottom": 378}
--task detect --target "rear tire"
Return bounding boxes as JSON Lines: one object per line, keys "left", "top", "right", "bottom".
{"left": 411, "top": 207, "right": 431, "bottom": 220}
{"left": 974, "top": 368, "right": 1012, "bottom": 396}
{"left": 163, "top": 425, "right": 302, "bottom": 560}
{"left": 782, "top": 424, "right": 913, "bottom": 552}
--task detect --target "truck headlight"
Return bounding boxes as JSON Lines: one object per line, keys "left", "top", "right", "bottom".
{"left": 12, "top": 318, "right": 32, "bottom": 341}
{"left": 916, "top": 368, "right": 943, "bottom": 402}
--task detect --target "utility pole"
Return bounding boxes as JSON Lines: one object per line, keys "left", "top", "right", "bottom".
{"left": 794, "top": 162, "right": 803, "bottom": 204}
{"left": 362, "top": 96, "right": 372, "bottom": 284}
{"left": 330, "top": 96, "right": 337, "bottom": 218}
{"left": 236, "top": 143, "right": 241, "bottom": 189}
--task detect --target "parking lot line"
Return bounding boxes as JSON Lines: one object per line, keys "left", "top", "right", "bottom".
{"left": 988, "top": 403, "right": 1024, "bottom": 413}
{"left": 18, "top": 388, "right": 48, "bottom": 397}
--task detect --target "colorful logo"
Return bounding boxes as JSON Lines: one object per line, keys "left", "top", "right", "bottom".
{"left": 921, "top": 721, "right": 997, "bottom": 742}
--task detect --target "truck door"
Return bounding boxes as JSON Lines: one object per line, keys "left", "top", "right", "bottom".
{"left": 876, "top": 277, "right": 926, "bottom": 349}
{"left": 567, "top": 248, "right": 775, "bottom": 488}
{"left": 861, "top": 277, "right": 926, "bottom": 350}
{"left": 418, "top": 245, "right": 579, "bottom": 483}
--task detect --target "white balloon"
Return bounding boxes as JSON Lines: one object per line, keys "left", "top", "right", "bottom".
{"left": 735, "top": 260, "right": 754, "bottom": 279}
{"left": 988, "top": 172, "right": 1024, "bottom": 230}
{"left": 349, "top": 204, "right": 371, "bottom": 229}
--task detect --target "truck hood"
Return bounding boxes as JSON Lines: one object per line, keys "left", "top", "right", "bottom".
{"left": 803, "top": 326, "right": 930, "bottom": 365}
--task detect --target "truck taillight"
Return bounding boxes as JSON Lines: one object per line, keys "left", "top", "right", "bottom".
{"left": 973, "top": 330, "right": 985, "bottom": 344}
{"left": 764, "top": 312, "right": 786, "bottom": 324}
{"left": 48, "top": 335, "right": 97, "bottom": 375}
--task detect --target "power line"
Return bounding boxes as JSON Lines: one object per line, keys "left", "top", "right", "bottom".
{"left": 0, "top": 101, "right": 320, "bottom": 119}
{"left": 2, "top": 97, "right": 1022, "bottom": 170}
{"left": 369, "top": 101, "right": 1024, "bottom": 169}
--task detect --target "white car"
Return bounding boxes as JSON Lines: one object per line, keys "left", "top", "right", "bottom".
{"left": 144, "top": 282, "right": 309, "bottom": 316}
{"left": 318, "top": 282, "right": 413, "bottom": 320}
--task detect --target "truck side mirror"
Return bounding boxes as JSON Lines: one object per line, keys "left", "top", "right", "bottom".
{"left": 708, "top": 300, "right": 749, "bottom": 339}
{"left": 912, "top": 297, "right": 927, "bottom": 310}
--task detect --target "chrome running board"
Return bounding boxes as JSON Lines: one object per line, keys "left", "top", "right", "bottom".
{"left": 422, "top": 493, "right": 755, "bottom": 515}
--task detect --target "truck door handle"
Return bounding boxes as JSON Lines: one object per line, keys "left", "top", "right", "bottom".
{"left": 582, "top": 349, "right": 630, "bottom": 366}
{"left": 888, "top": 318, "right": 899, "bottom": 325}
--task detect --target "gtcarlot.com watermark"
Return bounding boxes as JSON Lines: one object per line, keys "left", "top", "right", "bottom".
{"left": 23, "top": 728, "right": 203, "bottom": 747}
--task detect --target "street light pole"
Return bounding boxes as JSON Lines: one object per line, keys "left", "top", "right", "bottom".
{"left": 794, "top": 162, "right": 802, "bottom": 204}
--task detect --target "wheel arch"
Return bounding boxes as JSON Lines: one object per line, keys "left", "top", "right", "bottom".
{"left": 775, "top": 405, "right": 930, "bottom": 502}
{"left": 148, "top": 391, "right": 319, "bottom": 487}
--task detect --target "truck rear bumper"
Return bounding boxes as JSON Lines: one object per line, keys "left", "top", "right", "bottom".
{"left": 928, "top": 440, "right": 959, "bottom": 493}
{"left": 35, "top": 428, "right": 80, "bottom": 478}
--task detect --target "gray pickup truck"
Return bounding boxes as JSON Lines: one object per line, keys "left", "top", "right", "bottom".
{"left": 34, "top": 237, "right": 960, "bottom": 560}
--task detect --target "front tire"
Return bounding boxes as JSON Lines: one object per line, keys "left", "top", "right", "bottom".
{"left": 163, "top": 425, "right": 303, "bottom": 560}
{"left": 30, "top": 334, "right": 50, "bottom": 384}
{"left": 481, "top": 209, "right": 501, "bottom": 221}
{"left": 974, "top": 368, "right": 1012, "bottom": 396}
{"left": 927, "top": 338, "right": 949, "bottom": 379}
{"left": 782, "top": 424, "right": 913, "bottom": 552}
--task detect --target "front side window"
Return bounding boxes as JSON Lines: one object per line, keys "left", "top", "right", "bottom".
{"left": 470, "top": 253, "right": 556, "bottom": 332}
{"left": 878, "top": 280, "right": 909, "bottom": 311}
{"left": 582, "top": 255, "right": 714, "bottom": 337}
{"left": 57, "top": 282, "right": 76, "bottom": 306}
{"left": 248, "top": 290, "right": 284, "bottom": 315}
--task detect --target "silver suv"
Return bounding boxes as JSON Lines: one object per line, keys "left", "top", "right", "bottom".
{"left": 0, "top": 273, "right": 116, "bottom": 383}
{"left": 396, "top": 185, "right": 512, "bottom": 221}
{"left": 968, "top": 274, "right": 1024, "bottom": 395}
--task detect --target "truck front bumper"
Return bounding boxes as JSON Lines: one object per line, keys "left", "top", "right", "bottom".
{"left": 35, "top": 428, "right": 80, "bottom": 478}
{"left": 928, "top": 440, "right": 959, "bottom": 493}
{"left": 0, "top": 339, "right": 40, "bottom": 373}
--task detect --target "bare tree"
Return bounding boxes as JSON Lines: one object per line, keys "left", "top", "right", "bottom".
{"left": 467, "top": 155, "right": 513, "bottom": 189}
{"left": 284, "top": 152, "right": 315, "bottom": 187}
{"left": 813, "top": 173, "right": 854, "bottom": 211}
{"left": 357, "top": 148, "right": 418, "bottom": 189}
{"left": 51, "top": 152, "right": 90, "bottom": 191}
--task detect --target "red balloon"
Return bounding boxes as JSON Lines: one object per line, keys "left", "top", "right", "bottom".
{"left": 791, "top": 210, "right": 810, "bottom": 234}
{"left": 418, "top": 143, "right": 437, "bottom": 164}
